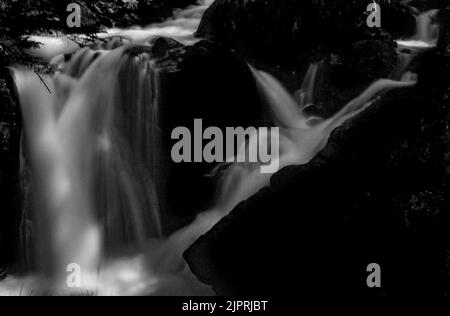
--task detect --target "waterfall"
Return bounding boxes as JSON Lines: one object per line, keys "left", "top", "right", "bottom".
{"left": 395, "top": 8, "right": 440, "bottom": 81}
{"left": 251, "top": 69, "right": 417, "bottom": 170}
{"left": 415, "top": 9, "right": 440, "bottom": 43}
{"left": 295, "top": 63, "right": 321, "bottom": 111}
{"left": 3, "top": 48, "right": 417, "bottom": 295}
{"left": 397, "top": 9, "right": 440, "bottom": 48}
{"left": 1, "top": 0, "right": 421, "bottom": 296}
{"left": 9, "top": 45, "right": 166, "bottom": 293}
{"left": 199, "top": 68, "right": 418, "bottom": 233}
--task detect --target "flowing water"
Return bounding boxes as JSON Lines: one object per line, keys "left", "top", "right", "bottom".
{"left": 25, "top": 0, "right": 214, "bottom": 62}
{"left": 1, "top": 0, "right": 420, "bottom": 296}
{"left": 394, "top": 9, "right": 440, "bottom": 82}
{"left": 294, "top": 63, "right": 321, "bottom": 111}
{"left": 397, "top": 9, "right": 440, "bottom": 48}
{"left": 102, "top": 0, "right": 214, "bottom": 45}
{"left": 394, "top": 8, "right": 440, "bottom": 85}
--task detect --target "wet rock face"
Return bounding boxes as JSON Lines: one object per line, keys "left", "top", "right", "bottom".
{"left": 0, "top": 70, "right": 21, "bottom": 267}
{"left": 184, "top": 49, "right": 450, "bottom": 296}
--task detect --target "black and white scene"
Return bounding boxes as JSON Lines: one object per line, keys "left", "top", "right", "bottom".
{"left": 0, "top": 0, "right": 450, "bottom": 301}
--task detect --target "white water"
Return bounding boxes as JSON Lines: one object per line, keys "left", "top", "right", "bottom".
{"left": 294, "top": 63, "right": 321, "bottom": 111}
{"left": 397, "top": 9, "right": 440, "bottom": 48}
{"left": 2, "top": 0, "right": 418, "bottom": 296}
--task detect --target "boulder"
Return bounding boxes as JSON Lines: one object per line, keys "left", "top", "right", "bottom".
{"left": 196, "top": 0, "right": 415, "bottom": 69}
{"left": 311, "top": 39, "right": 398, "bottom": 118}
{"left": 185, "top": 49, "right": 450, "bottom": 296}
{"left": 150, "top": 38, "right": 266, "bottom": 233}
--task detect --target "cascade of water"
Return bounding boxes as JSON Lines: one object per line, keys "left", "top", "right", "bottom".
{"left": 395, "top": 8, "right": 440, "bottom": 81}
{"left": 295, "top": 63, "right": 320, "bottom": 111}
{"left": 9, "top": 45, "right": 166, "bottom": 293}
{"left": 206, "top": 68, "right": 417, "bottom": 229}
{"left": 11, "top": 68, "right": 101, "bottom": 289}
{"left": 2, "top": 54, "right": 416, "bottom": 295}
{"left": 166, "top": 73, "right": 417, "bottom": 293}
{"left": 397, "top": 9, "right": 440, "bottom": 48}
{"left": 2, "top": 0, "right": 421, "bottom": 295}
{"left": 415, "top": 9, "right": 440, "bottom": 43}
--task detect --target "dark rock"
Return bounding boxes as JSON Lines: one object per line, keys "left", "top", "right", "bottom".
{"left": 196, "top": 0, "right": 415, "bottom": 69}
{"left": 0, "top": 69, "right": 22, "bottom": 267}
{"left": 438, "top": 5, "right": 450, "bottom": 51}
{"left": 150, "top": 39, "right": 266, "bottom": 233}
{"left": 345, "top": 40, "right": 398, "bottom": 81}
{"left": 185, "top": 49, "right": 450, "bottom": 296}
{"left": 312, "top": 39, "right": 398, "bottom": 118}
{"left": 409, "top": 0, "right": 450, "bottom": 11}
{"left": 196, "top": 0, "right": 305, "bottom": 69}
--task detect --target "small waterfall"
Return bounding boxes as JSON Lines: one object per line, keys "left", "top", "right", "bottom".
{"left": 10, "top": 45, "right": 165, "bottom": 293}
{"left": 209, "top": 68, "right": 417, "bottom": 225}
{"left": 11, "top": 68, "right": 101, "bottom": 289}
{"left": 415, "top": 9, "right": 440, "bottom": 43}
{"left": 397, "top": 9, "right": 440, "bottom": 48}
{"left": 295, "top": 63, "right": 321, "bottom": 111}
